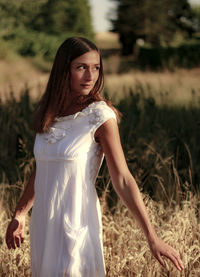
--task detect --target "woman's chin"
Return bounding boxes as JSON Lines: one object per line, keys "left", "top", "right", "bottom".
{"left": 71, "top": 87, "right": 94, "bottom": 98}
{"left": 79, "top": 88, "right": 93, "bottom": 96}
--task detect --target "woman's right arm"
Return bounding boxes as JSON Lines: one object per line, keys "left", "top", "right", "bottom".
{"left": 5, "top": 170, "right": 35, "bottom": 249}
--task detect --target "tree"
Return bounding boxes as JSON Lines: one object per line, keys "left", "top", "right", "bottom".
{"left": 0, "top": 0, "right": 48, "bottom": 38}
{"left": 110, "top": 0, "right": 145, "bottom": 55}
{"left": 0, "top": 0, "right": 94, "bottom": 59}
{"left": 110, "top": 0, "right": 195, "bottom": 55}
{"left": 191, "top": 4, "right": 200, "bottom": 32}
{"left": 32, "top": 0, "right": 94, "bottom": 37}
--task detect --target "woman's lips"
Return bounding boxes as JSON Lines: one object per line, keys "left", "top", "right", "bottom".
{"left": 81, "top": 84, "right": 93, "bottom": 88}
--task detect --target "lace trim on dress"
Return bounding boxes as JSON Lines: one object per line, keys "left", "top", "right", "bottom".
{"left": 44, "top": 126, "right": 72, "bottom": 143}
{"left": 55, "top": 101, "right": 107, "bottom": 121}
{"left": 44, "top": 101, "right": 108, "bottom": 144}
{"left": 88, "top": 105, "right": 115, "bottom": 127}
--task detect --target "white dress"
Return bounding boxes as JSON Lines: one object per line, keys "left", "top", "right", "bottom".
{"left": 30, "top": 101, "right": 117, "bottom": 277}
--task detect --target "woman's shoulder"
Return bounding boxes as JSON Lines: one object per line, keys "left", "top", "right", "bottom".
{"left": 91, "top": 100, "right": 121, "bottom": 123}
{"left": 91, "top": 100, "right": 115, "bottom": 112}
{"left": 85, "top": 100, "right": 117, "bottom": 129}
{"left": 89, "top": 100, "right": 116, "bottom": 116}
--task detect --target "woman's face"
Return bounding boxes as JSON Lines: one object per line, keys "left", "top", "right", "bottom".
{"left": 70, "top": 50, "right": 100, "bottom": 97}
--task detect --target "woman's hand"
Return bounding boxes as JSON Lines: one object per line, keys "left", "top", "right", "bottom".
{"left": 148, "top": 236, "right": 184, "bottom": 271}
{"left": 5, "top": 215, "right": 26, "bottom": 249}
{"left": 5, "top": 170, "right": 35, "bottom": 250}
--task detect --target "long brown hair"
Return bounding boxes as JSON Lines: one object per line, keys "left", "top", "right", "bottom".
{"left": 33, "top": 37, "right": 119, "bottom": 133}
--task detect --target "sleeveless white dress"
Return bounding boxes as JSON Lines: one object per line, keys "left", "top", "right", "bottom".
{"left": 30, "top": 101, "right": 117, "bottom": 277}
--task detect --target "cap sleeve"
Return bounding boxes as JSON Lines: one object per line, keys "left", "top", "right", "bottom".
{"left": 88, "top": 101, "right": 117, "bottom": 140}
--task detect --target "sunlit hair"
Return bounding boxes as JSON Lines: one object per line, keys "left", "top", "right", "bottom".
{"left": 33, "top": 37, "right": 120, "bottom": 133}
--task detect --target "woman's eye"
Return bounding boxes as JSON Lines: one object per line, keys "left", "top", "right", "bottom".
{"left": 77, "top": 65, "right": 85, "bottom": 70}
{"left": 76, "top": 65, "right": 100, "bottom": 71}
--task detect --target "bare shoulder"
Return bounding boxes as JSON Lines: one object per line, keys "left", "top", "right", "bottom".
{"left": 94, "top": 117, "right": 119, "bottom": 143}
{"left": 93, "top": 102, "right": 127, "bottom": 174}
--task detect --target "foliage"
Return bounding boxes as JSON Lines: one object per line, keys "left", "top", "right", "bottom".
{"left": 192, "top": 4, "right": 200, "bottom": 32}
{"left": 1, "top": 86, "right": 200, "bottom": 204}
{"left": 110, "top": 0, "right": 196, "bottom": 54}
{"left": 28, "top": 0, "right": 94, "bottom": 37}
{"left": 117, "top": 90, "right": 200, "bottom": 200}
{"left": 0, "top": 88, "right": 35, "bottom": 185}
{"left": 0, "top": 0, "right": 94, "bottom": 61}
{"left": 137, "top": 41, "right": 200, "bottom": 70}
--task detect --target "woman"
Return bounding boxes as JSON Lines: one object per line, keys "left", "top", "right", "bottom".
{"left": 5, "top": 37, "right": 184, "bottom": 276}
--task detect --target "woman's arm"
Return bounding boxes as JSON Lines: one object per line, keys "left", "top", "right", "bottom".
{"left": 5, "top": 170, "right": 35, "bottom": 249}
{"left": 95, "top": 119, "right": 184, "bottom": 271}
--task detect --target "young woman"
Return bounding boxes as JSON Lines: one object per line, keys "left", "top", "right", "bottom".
{"left": 5, "top": 37, "right": 184, "bottom": 276}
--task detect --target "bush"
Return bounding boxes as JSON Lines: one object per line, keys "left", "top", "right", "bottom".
{"left": 137, "top": 42, "right": 200, "bottom": 70}
{"left": 3, "top": 28, "right": 75, "bottom": 61}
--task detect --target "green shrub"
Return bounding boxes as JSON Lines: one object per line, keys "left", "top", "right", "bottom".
{"left": 4, "top": 28, "right": 73, "bottom": 61}
{"left": 137, "top": 42, "right": 200, "bottom": 70}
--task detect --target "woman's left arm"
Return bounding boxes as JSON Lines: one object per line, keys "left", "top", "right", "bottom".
{"left": 95, "top": 118, "right": 184, "bottom": 271}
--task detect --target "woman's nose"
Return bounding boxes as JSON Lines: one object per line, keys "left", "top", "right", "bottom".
{"left": 84, "top": 69, "right": 93, "bottom": 80}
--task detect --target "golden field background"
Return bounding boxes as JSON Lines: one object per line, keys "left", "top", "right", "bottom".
{"left": 1, "top": 32, "right": 200, "bottom": 276}
{"left": 1, "top": 50, "right": 200, "bottom": 107}
{"left": 1, "top": 185, "right": 200, "bottom": 276}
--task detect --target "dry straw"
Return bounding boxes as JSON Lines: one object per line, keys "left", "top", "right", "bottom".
{"left": 1, "top": 185, "right": 200, "bottom": 276}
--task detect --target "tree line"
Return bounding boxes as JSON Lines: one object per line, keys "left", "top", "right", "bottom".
{"left": 110, "top": 0, "right": 200, "bottom": 55}
{"left": 0, "top": 0, "right": 93, "bottom": 60}
{"left": 0, "top": 0, "right": 200, "bottom": 68}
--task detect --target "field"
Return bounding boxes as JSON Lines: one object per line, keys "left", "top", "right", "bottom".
{"left": 1, "top": 46, "right": 200, "bottom": 275}
{"left": 1, "top": 187, "right": 200, "bottom": 276}
{"left": 105, "top": 68, "right": 200, "bottom": 106}
{"left": 1, "top": 49, "right": 200, "bottom": 106}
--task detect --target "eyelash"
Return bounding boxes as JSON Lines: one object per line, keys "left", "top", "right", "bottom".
{"left": 77, "top": 65, "right": 100, "bottom": 71}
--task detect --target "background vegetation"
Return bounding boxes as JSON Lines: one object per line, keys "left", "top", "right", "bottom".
{"left": 0, "top": 0, "right": 94, "bottom": 62}
{"left": 0, "top": 0, "right": 200, "bottom": 275}
{"left": 109, "top": 0, "right": 200, "bottom": 69}
{"left": 1, "top": 87, "right": 200, "bottom": 202}
{"left": 110, "top": 0, "right": 200, "bottom": 51}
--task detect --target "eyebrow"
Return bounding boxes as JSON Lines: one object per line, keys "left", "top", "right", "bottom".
{"left": 74, "top": 62, "right": 100, "bottom": 65}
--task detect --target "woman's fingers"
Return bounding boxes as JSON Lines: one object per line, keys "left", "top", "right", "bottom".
{"left": 15, "top": 236, "right": 20, "bottom": 248}
{"left": 6, "top": 227, "right": 13, "bottom": 249}
{"left": 6, "top": 235, "right": 16, "bottom": 249}
{"left": 6, "top": 234, "right": 22, "bottom": 249}
{"left": 167, "top": 253, "right": 182, "bottom": 271}
{"left": 156, "top": 253, "right": 165, "bottom": 268}
{"left": 5, "top": 218, "right": 25, "bottom": 249}
{"left": 160, "top": 247, "right": 184, "bottom": 271}
{"left": 172, "top": 252, "right": 184, "bottom": 271}
{"left": 20, "top": 234, "right": 24, "bottom": 243}
{"left": 171, "top": 250, "right": 184, "bottom": 270}
{"left": 150, "top": 238, "right": 184, "bottom": 271}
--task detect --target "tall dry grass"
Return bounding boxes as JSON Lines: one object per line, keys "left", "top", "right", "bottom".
{"left": 104, "top": 68, "right": 200, "bottom": 106}
{"left": 1, "top": 49, "right": 200, "bottom": 108}
{"left": 102, "top": 189, "right": 200, "bottom": 276}
{"left": 1, "top": 182, "right": 200, "bottom": 276}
